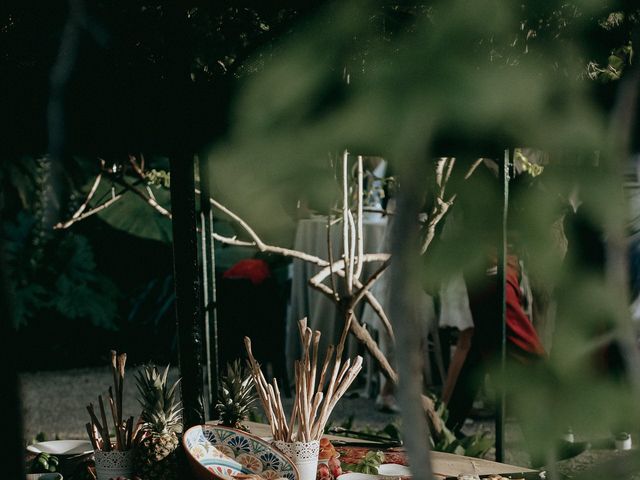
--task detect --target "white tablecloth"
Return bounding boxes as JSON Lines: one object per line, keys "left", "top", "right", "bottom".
{"left": 287, "top": 215, "right": 388, "bottom": 369}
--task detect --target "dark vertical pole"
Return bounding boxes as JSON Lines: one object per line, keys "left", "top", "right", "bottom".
{"left": 171, "top": 157, "right": 205, "bottom": 428}
{"left": 199, "top": 154, "right": 220, "bottom": 418}
{"left": 0, "top": 237, "right": 25, "bottom": 479}
{"left": 495, "top": 149, "right": 510, "bottom": 462}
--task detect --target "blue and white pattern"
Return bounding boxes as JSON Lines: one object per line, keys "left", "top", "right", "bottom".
{"left": 260, "top": 451, "right": 281, "bottom": 470}
{"left": 183, "top": 425, "right": 299, "bottom": 480}
{"left": 228, "top": 435, "right": 251, "bottom": 454}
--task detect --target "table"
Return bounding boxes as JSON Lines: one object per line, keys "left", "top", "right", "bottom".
{"left": 245, "top": 422, "right": 536, "bottom": 479}
{"left": 287, "top": 215, "right": 388, "bottom": 373}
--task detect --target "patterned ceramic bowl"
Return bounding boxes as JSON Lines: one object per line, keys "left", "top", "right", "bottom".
{"left": 183, "top": 424, "right": 300, "bottom": 480}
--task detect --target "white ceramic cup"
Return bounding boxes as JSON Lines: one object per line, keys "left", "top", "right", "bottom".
{"left": 94, "top": 450, "right": 134, "bottom": 480}
{"left": 273, "top": 440, "right": 319, "bottom": 480}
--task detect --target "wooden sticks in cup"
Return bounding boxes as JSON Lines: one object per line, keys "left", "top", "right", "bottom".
{"left": 244, "top": 318, "right": 363, "bottom": 443}
{"left": 85, "top": 350, "right": 135, "bottom": 451}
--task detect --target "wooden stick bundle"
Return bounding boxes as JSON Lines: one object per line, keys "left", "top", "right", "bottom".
{"left": 85, "top": 350, "right": 135, "bottom": 451}
{"left": 244, "top": 318, "right": 363, "bottom": 443}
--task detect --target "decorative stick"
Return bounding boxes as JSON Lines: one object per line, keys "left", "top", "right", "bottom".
{"left": 313, "top": 349, "right": 342, "bottom": 439}
{"left": 287, "top": 400, "right": 299, "bottom": 443}
{"left": 309, "top": 330, "right": 320, "bottom": 397}
{"left": 117, "top": 353, "right": 126, "bottom": 441}
{"left": 108, "top": 388, "right": 123, "bottom": 450}
{"left": 244, "top": 338, "right": 273, "bottom": 421}
{"left": 265, "top": 384, "right": 280, "bottom": 439}
{"left": 110, "top": 351, "right": 120, "bottom": 435}
{"left": 298, "top": 363, "right": 310, "bottom": 442}
{"left": 245, "top": 323, "right": 363, "bottom": 443}
{"left": 98, "top": 395, "right": 111, "bottom": 450}
{"left": 86, "top": 405, "right": 104, "bottom": 440}
{"left": 316, "top": 344, "right": 334, "bottom": 395}
{"left": 309, "top": 391, "right": 323, "bottom": 427}
{"left": 264, "top": 393, "right": 279, "bottom": 440}
{"left": 125, "top": 416, "right": 134, "bottom": 449}
{"left": 336, "top": 358, "right": 351, "bottom": 386}
{"left": 324, "top": 358, "right": 364, "bottom": 420}
{"left": 293, "top": 363, "right": 302, "bottom": 441}
{"left": 86, "top": 423, "right": 99, "bottom": 450}
{"left": 272, "top": 379, "right": 289, "bottom": 440}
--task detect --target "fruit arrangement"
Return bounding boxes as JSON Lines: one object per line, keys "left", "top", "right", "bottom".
{"left": 316, "top": 439, "right": 342, "bottom": 480}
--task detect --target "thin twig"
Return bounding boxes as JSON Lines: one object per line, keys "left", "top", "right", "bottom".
{"left": 326, "top": 215, "right": 340, "bottom": 302}
{"left": 54, "top": 193, "right": 123, "bottom": 229}
{"left": 342, "top": 150, "right": 351, "bottom": 294}
{"left": 354, "top": 155, "right": 364, "bottom": 280}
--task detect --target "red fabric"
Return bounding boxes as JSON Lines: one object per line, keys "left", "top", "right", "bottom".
{"left": 504, "top": 257, "right": 545, "bottom": 357}
{"left": 223, "top": 259, "right": 271, "bottom": 285}
{"left": 467, "top": 255, "right": 545, "bottom": 362}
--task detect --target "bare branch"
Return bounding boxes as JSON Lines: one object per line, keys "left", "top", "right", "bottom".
{"left": 54, "top": 192, "right": 123, "bottom": 229}
{"left": 349, "top": 259, "right": 391, "bottom": 311}
{"left": 464, "top": 158, "right": 485, "bottom": 180}
{"left": 342, "top": 150, "right": 351, "bottom": 293}
{"left": 326, "top": 215, "right": 340, "bottom": 302}
{"left": 69, "top": 172, "right": 103, "bottom": 219}
{"left": 309, "top": 253, "right": 390, "bottom": 286}
{"left": 354, "top": 155, "right": 364, "bottom": 279}
{"left": 420, "top": 195, "right": 457, "bottom": 254}
{"left": 346, "top": 209, "right": 357, "bottom": 293}
{"left": 199, "top": 189, "right": 332, "bottom": 267}
{"left": 210, "top": 232, "right": 255, "bottom": 247}
{"left": 128, "top": 154, "right": 146, "bottom": 180}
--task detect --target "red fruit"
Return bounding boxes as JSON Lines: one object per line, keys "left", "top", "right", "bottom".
{"left": 328, "top": 456, "right": 342, "bottom": 478}
{"left": 317, "top": 463, "right": 331, "bottom": 480}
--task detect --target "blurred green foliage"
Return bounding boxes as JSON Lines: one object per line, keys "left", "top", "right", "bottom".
{"left": 203, "top": 0, "right": 640, "bottom": 475}
{"left": 1, "top": 159, "right": 120, "bottom": 330}
{"left": 2, "top": 209, "right": 120, "bottom": 330}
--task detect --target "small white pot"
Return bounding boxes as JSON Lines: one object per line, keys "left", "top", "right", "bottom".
{"left": 94, "top": 450, "right": 134, "bottom": 480}
{"left": 615, "top": 434, "right": 632, "bottom": 451}
{"left": 273, "top": 440, "right": 319, "bottom": 480}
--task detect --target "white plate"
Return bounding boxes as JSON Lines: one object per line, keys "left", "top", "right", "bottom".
{"left": 27, "top": 440, "right": 93, "bottom": 456}
{"left": 378, "top": 464, "right": 412, "bottom": 477}
{"left": 337, "top": 465, "right": 412, "bottom": 480}
{"left": 338, "top": 473, "right": 386, "bottom": 480}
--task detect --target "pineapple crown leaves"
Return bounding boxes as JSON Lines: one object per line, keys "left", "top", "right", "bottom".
{"left": 215, "top": 360, "right": 258, "bottom": 426}
{"left": 135, "top": 364, "right": 183, "bottom": 434}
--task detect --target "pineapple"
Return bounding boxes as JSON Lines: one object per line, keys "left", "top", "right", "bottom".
{"left": 216, "top": 360, "right": 258, "bottom": 430}
{"left": 134, "top": 365, "right": 182, "bottom": 480}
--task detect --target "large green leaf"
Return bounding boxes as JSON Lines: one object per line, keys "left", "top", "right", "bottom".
{"left": 89, "top": 175, "right": 173, "bottom": 243}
